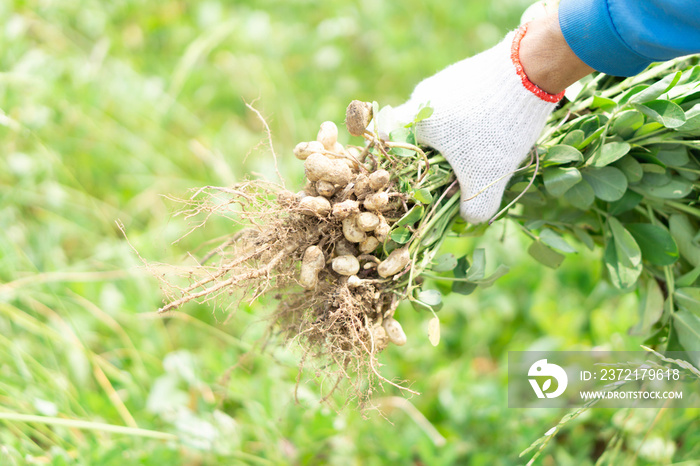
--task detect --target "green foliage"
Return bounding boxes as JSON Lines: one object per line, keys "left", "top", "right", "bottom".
{"left": 468, "top": 60, "right": 700, "bottom": 363}
{"left": 484, "top": 60, "right": 700, "bottom": 459}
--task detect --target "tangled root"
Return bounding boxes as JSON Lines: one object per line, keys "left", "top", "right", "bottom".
{"left": 155, "top": 177, "right": 417, "bottom": 406}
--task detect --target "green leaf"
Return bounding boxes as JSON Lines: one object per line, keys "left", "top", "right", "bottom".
{"left": 632, "top": 151, "right": 664, "bottom": 166}
{"left": 431, "top": 253, "right": 457, "bottom": 272}
{"left": 397, "top": 205, "right": 424, "bottom": 226}
{"left": 618, "top": 84, "right": 650, "bottom": 105}
{"left": 415, "top": 289, "right": 443, "bottom": 311}
{"left": 471, "top": 264, "right": 509, "bottom": 287}
{"left": 591, "top": 95, "right": 617, "bottom": 109}
{"left": 524, "top": 220, "right": 546, "bottom": 230}
{"left": 611, "top": 110, "right": 645, "bottom": 138}
{"left": 456, "top": 219, "right": 487, "bottom": 236}
{"left": 590, "top": 142, "right": 631, "bottom": 167}
{"left": 640, "top": 170, "right": 671, "bottom": 188}
{"left": 608, "top": 217, "right": 642, "bottom": 268}
{"left": 677, "top": 103, "right": 700, "bottom": 134}
{"left": 640, "top": 163, "right": 667, "bottom": 175}
{"left": 382, "top": 240, "right": 399, "bottom": 256}
{"left": 528, "top": 240, "right": 565, "bottom": 269}
{"left": 564, "top": 178, "right": 595, "bottom": 210}
{"left": 603, "top": 234, "right": 643, "bottom": 289}
{"left": 516, "top": 190, "right": 548, "bottom": 207}
{"left": 655, "top": 145, "right": 690, "bottom": 166}
{"left": 614, "top": 156, "right": 644, "bottom": 183}
{"left": 453, "top": 256, "right": 469, "bottom": 279}
{"left": 390, "top": 127, "right": 412, "bottom": 144}
{"left": 509, "top": 181, "right": 538, "bottom": 194}
{"left": 680, "top": 65, "right": 700, "bottom": 85}
{"left": 451, "top": 257, "right": 478, "bottom": 295}
{"left": 672, "top": 310, "right": 700, "bottom": 354}
{"left": 677, "top": 266, "right": 700, "bottom": 288}
{"left": 630, "top": 71, "right": 682, "bottom": 103}
{"left": 578, "top": 126, "right": 606, "bottom": 150}
{"left": 578, "top": 115, "right": 602, "bottom": 136}
{"left": 675, "top": 288, "right": 700, "bottom": 315}
{"left": 626, "top": 223, "right": 679, "bottom": 266}
{"left": 452, "top": 281, "right": 477, "bottom": 296}
{"left": 546, "top": 145, "right": 583, "bottom": 165}
{"left": 390, "top": 148, "right": 415, "bottom": 158}
{"left": 633, "top": 122, "right": 665, "bottom": 138}
{"left": 543, "top": 167, "right": 582, "bottom": 197}
{"left": 631, "top": 279, "right": 664, "bottom": 335}
{"left": 410, "top": 300, "right": 434, "bottom": 313}
{"left": 420, "top": 211, "right": 452, "bottom": 247}
{"left": 414, "top": 106, "right": 433, "bottom": 123}
{"left": 412, "top": 188, "right": 433, "bottom": 204}
{"left": 582, "top": 166, "right": 628, "bottom": 201}
{"left": 389, "top": 128, "right": 416, "bottom": 156}
{"left": 608, "top": 190, "right": 643, "bottom": 215}
{"left": 562, "top": 129, "right": 584, "bottom": 147}
{"left": 390, "top": 227, "right": 412, "bottom": 244}
{"left": 539, "top": 228, "right": 577, "bottom": 253}
{"left": 466, "top": 249, "right": 485, "bottom": 281}
{"left": 679, "top": 162, "right": 700, "bottom": 181}
{"left": 636, "top": 178, "right": 693, "bottom": 199}
{"left": 573, "top": 227, "right": 595, "bottom": 251}
{"left": 670, "top": 214, "right": 700, "bottom": 267}
{"left": 634, "top": 100, "right": 686, "bottom": 128}
{"left": 389, "top": 136, "right": 415, "bottom": 157}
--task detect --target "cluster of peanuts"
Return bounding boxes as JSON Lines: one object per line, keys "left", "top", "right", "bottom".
{"left": 288, "top": 103, "right": 411, "bottom": 346}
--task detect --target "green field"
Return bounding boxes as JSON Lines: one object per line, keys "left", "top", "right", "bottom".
{"left": 0, "top": 1, "right": 698, "bottom": 464}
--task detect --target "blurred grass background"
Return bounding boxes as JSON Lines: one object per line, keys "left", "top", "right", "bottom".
{"left": 0, "top": 0, "right": 698, "bottom": 464}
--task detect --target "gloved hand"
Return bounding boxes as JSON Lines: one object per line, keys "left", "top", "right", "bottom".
{"left": 393, "top": 25, "right": 564, "bottom": 224}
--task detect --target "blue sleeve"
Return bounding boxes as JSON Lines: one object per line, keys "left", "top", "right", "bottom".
{"left": 559, "top": 0, "right": 700, "bottom": 77}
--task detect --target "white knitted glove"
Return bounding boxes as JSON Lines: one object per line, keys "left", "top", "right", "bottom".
{"left": 394, "top": 25, "right": 564, "bottom": 223}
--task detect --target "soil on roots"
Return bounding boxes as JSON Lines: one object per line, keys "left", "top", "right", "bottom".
{"left": 154, "top": 180, "right": 416, "bottom": 407}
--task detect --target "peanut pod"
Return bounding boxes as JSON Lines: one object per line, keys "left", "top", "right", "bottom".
{"left": 299, "top": 196, "right": 331, "bottom": 216}
{"left": 363, "top": 191, "right": 389, "bottom": 212}
{"left": 332, "top": 255, "right": 360, "bottom": 276}
{"left": 342, "top": 216, "right": 367, "bottom": 243}
{"left": 305, "top": 153, "right": 352, "bottom": 186}
{"left": 299, "top": 246, "right": 325, "bottom": 290}
{"left": 332, "top": 199, "right": 360, "bottom": 219}
{"left": 368, "top": 169, "right": 390, "bottom": 191}
{"left": 377, "top": 247, "right": 410, "bottom": 278}
{"left": 356, "top": 212, "right": 380, "bottom": 232}
{"left": 359, "top": 236, "right": 380, "bottom": 254}
{"left": 317, "top": 121, "right": 338, "bottom": 150}
{"left": 383, "top": 317, "right": 407, "bottom": 346}
{"left": 316, "top": 180, "right": 336, "bottom": 197}
{"left": 294, "top": 140, "right": 325, "bottom": 160}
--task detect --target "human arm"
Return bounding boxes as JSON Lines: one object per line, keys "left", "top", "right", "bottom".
{"left": 519, "top": 11, "right": 594, "bottom": 95}
{"left": 559, "top": 0, "right": 700, "bottom": 77}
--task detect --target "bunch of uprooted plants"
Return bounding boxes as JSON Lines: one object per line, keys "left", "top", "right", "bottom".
{"left": 151, "top": 57, "right": 700, "bottom": 406}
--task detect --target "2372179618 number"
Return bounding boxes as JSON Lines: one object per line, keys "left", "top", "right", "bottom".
{"left": 599, "top": 368, "right": 681, "bottom": 381}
